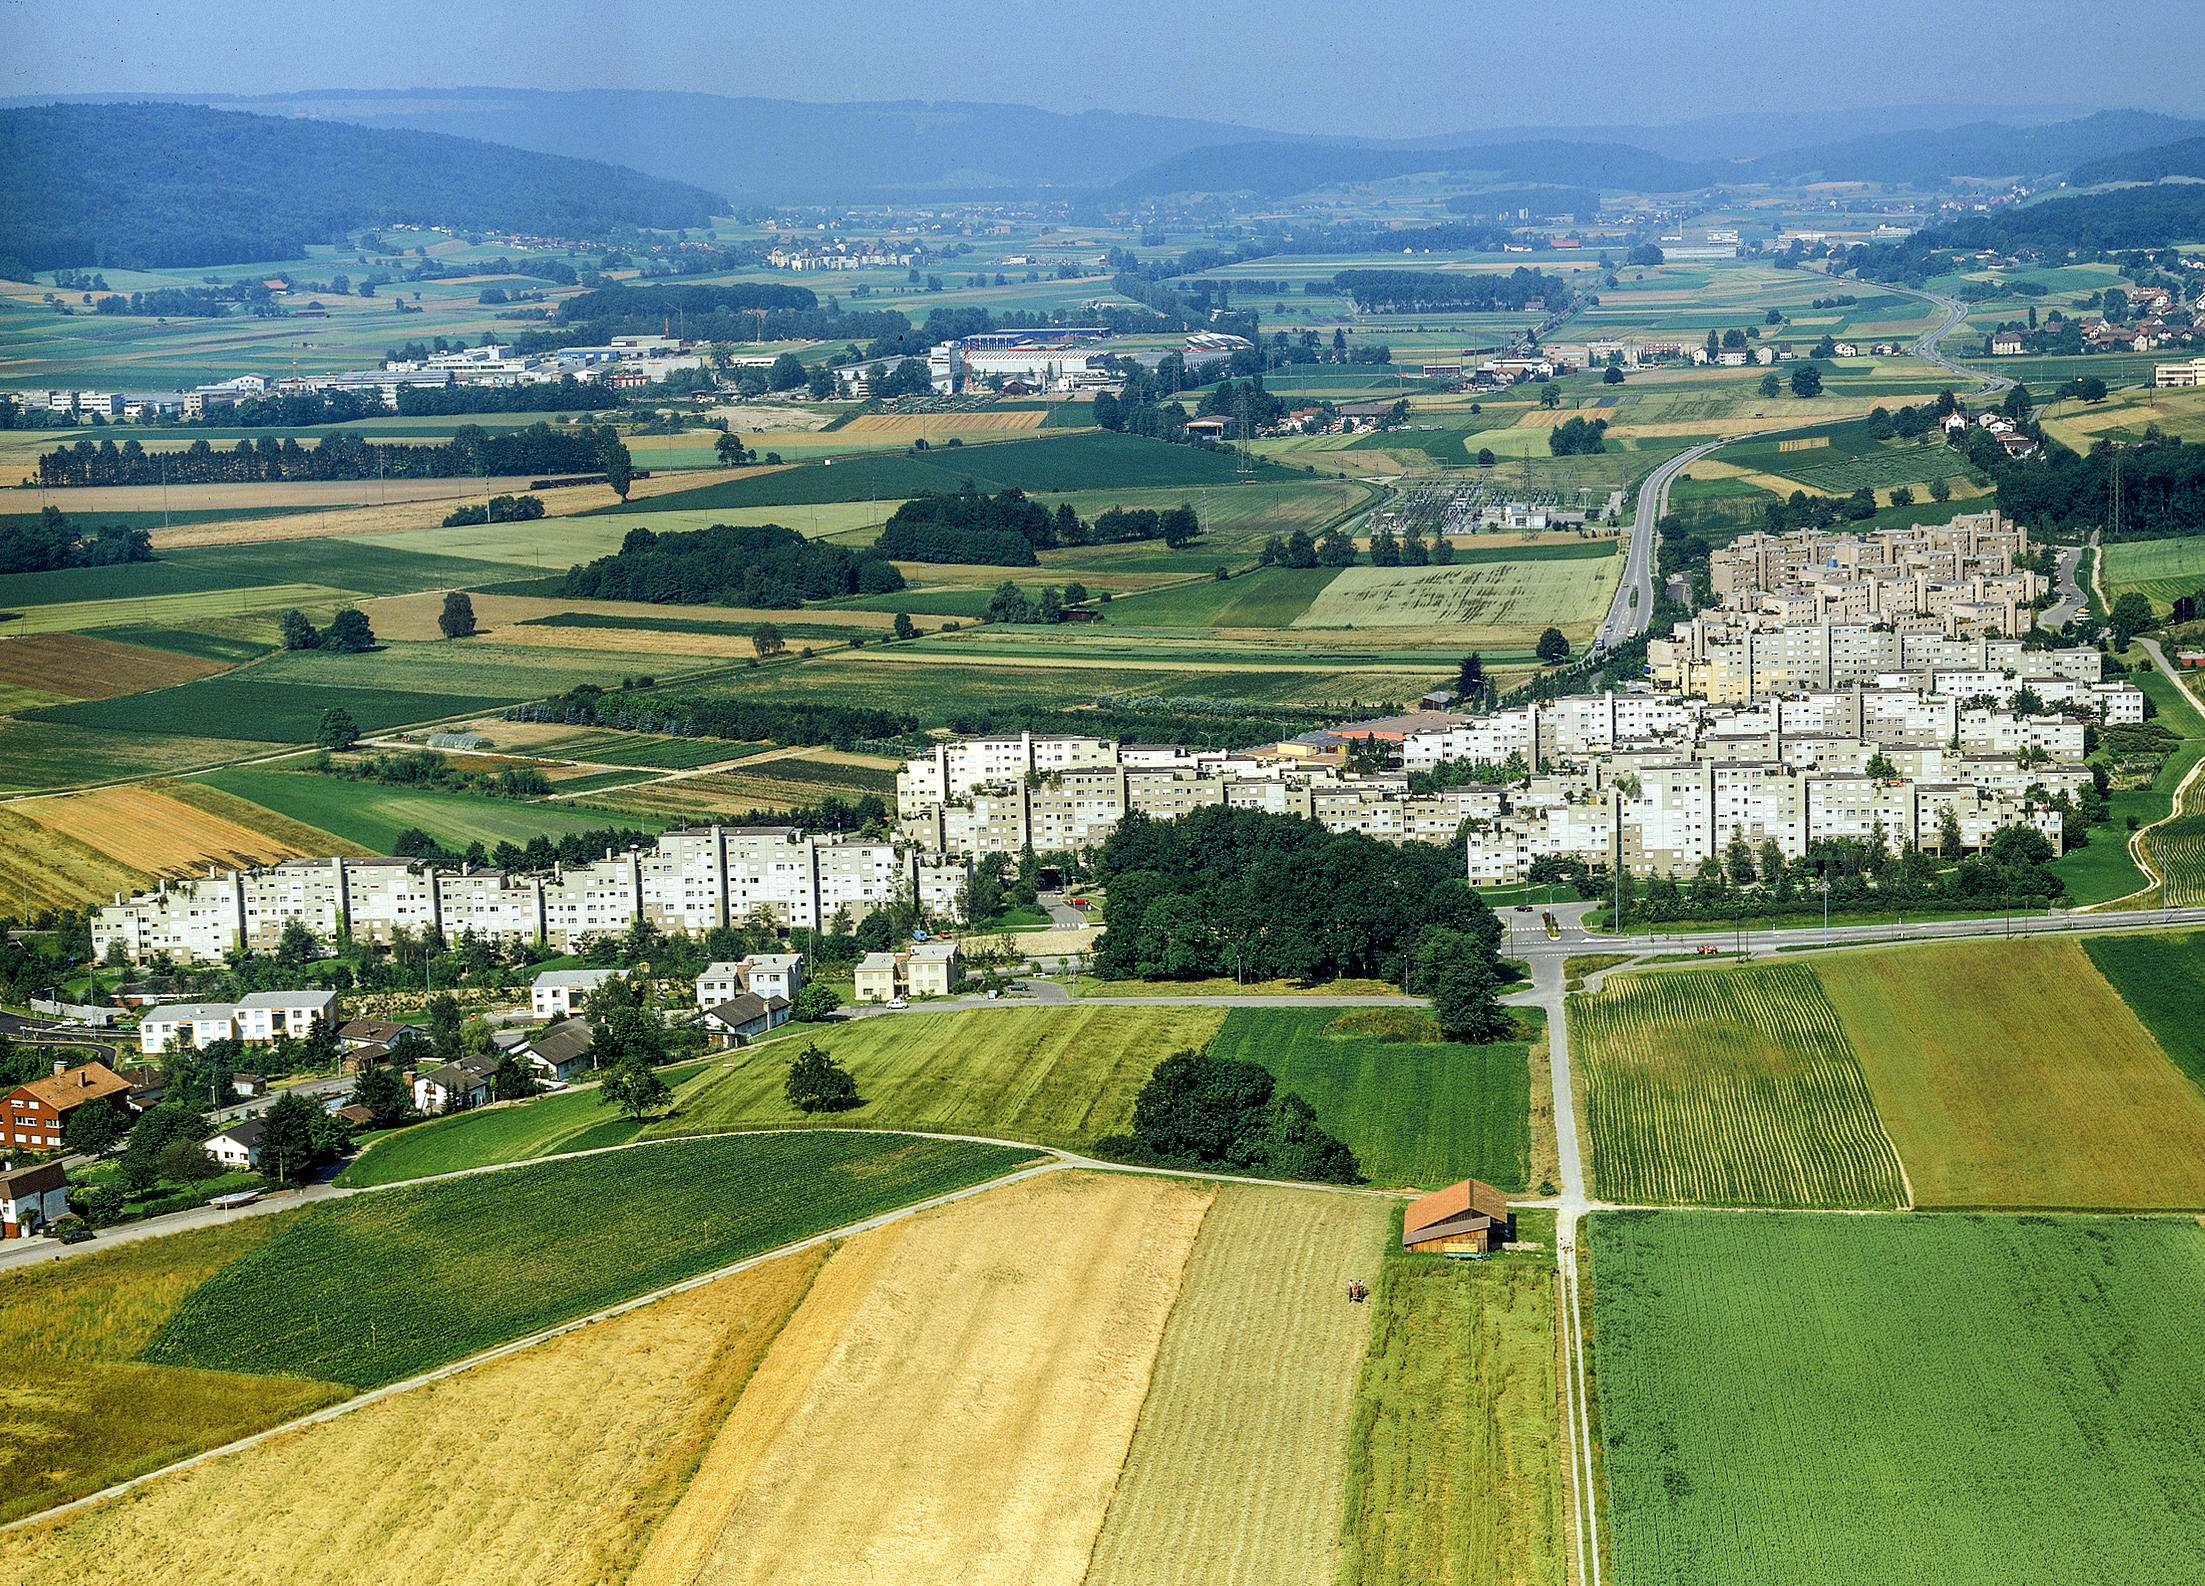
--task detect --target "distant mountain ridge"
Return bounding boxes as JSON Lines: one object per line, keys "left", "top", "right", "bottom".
{"left": 0, "top": 102, "right": 724, "bottom": 273}
{"left": 2070, "top": 135, "right": 2205, "bottom": 186}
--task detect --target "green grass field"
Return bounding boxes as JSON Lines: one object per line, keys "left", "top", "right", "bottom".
{"left": 79, "top": 623, "right": 273, "bottom": 664}
{"left": 144, "top": 1132, "right": 1037, "bottom": 1389}
{"left": 0, "top": 719, "right": 276, "bottom": 793}
{"left": 2082, "top": 929, "right": 2205, "bottom": 1089}
{"left": 1209, "top": 1007, "right": 1532, "bottom": 1191}
{"left": 1101, "top": 567, "right": 1341, "bottom": 628}
{"left": 1569, "top": 965, "right": 1907, "bottom": 1209}
{"left": 0, "top": 1215, "right": 346, "bottom": 1523}
{"left": 1816, "top": 938, "right": 2205, "bottom": 1210}
{"left": 1293, "top": 557, "right": 1618, "bottom": 637}
{"left": 2054, "top": 669, "right": 2205, "bottom": 904}
{"left": 1591, "top": 1211, "right": 2205, "bottom": 1586}
{"left": 648, "top": 1005, "right": 1224, "bottom": 1152}
{"left": 1342, "top": 1215, "right": 1565, "bottom": 1586}
{"left": 1084, "top": 1185, "right": 1397, "bottom": 1586}
{"left": 2101, "top": 538, "right": 2205, "bottom": 615}
{"left": 194, "top": 765, "right": 665, "bottom": 853}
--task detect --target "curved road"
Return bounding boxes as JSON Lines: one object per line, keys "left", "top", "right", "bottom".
{"left": 1594, "top": 281, "right": 2008, "bottom": 655}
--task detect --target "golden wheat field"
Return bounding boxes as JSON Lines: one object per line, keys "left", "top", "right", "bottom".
{"left": 0, "top": 806, "right": 151, "bottom": 909}
{"left": 0, "top": 1247, "right": 828, "bottom": 1586}
{"left": 20, "top": 785, "right": 312, "bottom": 877}
{"left": 1085, "top": 1185, "right": 1395, "bottom": 1586}
{"left": 840, "top": 410, "right": 1048, "bottom": 436}
{"left": 632, "top": 1171, "right": 1212, "bottom": 1586}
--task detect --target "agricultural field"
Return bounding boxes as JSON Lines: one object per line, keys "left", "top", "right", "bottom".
{"left": 0, "top": 1248, "right": 829, "bottom": 1586}
{"left": 0, "top": 805, "right": 151, "bottom": 909}
{"left": 1815, "top": 939, "right": 2205, "bottom": 1210}
{"left": 576, "top": 752, "right": 898, "bottom": 821}
{"left": 191, "top": 766, "right": 661, "bottom": 853}
{"left": 2103, "top": 537, "right": 2205, "bottom": 617}
{"left": 1100, "top": 567, "right": 1340, "bottom": 628}
{"left": 1569, "top": 964, "right": 1908, "bottom": 1208}
{"left": 2054, "top": 668, "right": 2205, "bottom": 903}
{"left": 1085, "top": 1185, "right": 1395, "bottom": 1586}
{"left": 648, "top": 1005, "right": 1225, "bottom": 1152}
{"left": 630, "top": 1170, "right": 1210, "bottom": 1586}
{"left": 517, "top": 726, "right": 768, "bottom": 769}
{"left": 1208, "top": 1007, "right": 1533, "bottom": 1191}
{"left": 25, "top": 675, "right": 509, "bottom": 745}
{"left": 2082, "top": 929, "right": 2205, "bottom": 1089}
{"left": 1342, "top": 1224, "right": 1566, "bottom": 1586}
{"left": 1292, "top": 556, "right": 1618, "bottom": 642}
{"left": 143, "top": 1132, "right": 1038, "bottom": 1390}
{"left": 0, "top": 1214, "right": 344, "bottom": 1523}
{"left": 1591, "top": 1211, "right": 2205, "bottom": 1586}
{"left": 0, "top": 631, "right": 225, "bottom": 709}
{"left": 18, "top": 784, "right": 316, "bottom": 877}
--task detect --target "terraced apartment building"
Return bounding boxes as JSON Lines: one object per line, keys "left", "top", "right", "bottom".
{"left": 92, "top": 831, "right": 973, "bottom": 966}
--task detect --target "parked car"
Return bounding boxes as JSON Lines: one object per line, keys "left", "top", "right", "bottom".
{"left": 57, "top": 1223, "right": 93, "bottom": 1244}
{"left": 886, "top": 998, "right": 909, "bottom": 1010}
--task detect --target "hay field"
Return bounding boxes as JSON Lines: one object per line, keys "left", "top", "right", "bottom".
{"left": 1814, "top": 940, "right": 2205, "bottom": 1209}
{"left": 1293, "top": 558, "right": 1618, "bottom": 639}
{"left": 0, "top": 581, "right": 352, "bottom": 637}
{"left": 653, "top": 1004, "right": 1224, "bottom": 1151}
{"left": 0, "top": 633, "right": 225, "bottom": 701}
{"left": 0, "top": 1250, "right": 827, "bottom": 1585}
{"left": 0, "top": 806, "right": 151, "bottom": 909}
{"left": 840, "top": 411, "right": 1047, "bottom": 436}
{"left": 0, "top": 1214, "right": 349, "bottom": 1524}
{"left": 1570, "top": 965, "right": 1908, "bottom": 1209}
{"left": 20, "top": 785, "right": 313, "bottom": 877}
{"left": 1085, "top": 1185, "right": 1394, "bottom": 1586}
{"left": 632, "top": 1171, "right": 1212, "bottom": 1586}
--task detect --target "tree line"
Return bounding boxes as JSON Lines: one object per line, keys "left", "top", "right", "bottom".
{"left": 562, "top": 522, "right": 906, "bottom": 608}
{"left": 874, "top": 487, "right": 1200, "bottom": 566}
{"left": 0, "top": 506, "right": 151, "bottom": 576}
{"left": 1332, "top": 266, "right": 1571, "bottom": 314}
{"left": 36, "top": 423, "right": 628, "bottom": 487}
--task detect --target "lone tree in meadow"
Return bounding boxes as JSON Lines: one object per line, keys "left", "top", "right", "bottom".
{"left": 753, "top": 623, "right": 786, "bottom": 658}
{"left": 785, "top": 1042, "right": 861, "bottom": 1113}
{"left": 322, "top": 607, "right": 377, "bottom": 652}
{"left": 1536, "top": 626, "right": 1570, "bottom": 663}
{"left": 1457, "top": 651, "right": 1485, "bottom": 695}
{"left": 599, "top": 1055, "right": 672, "bottom": 1122}
{"left": 316, "top": 706, "right": 358, "bottom": 750}
{"left": 602, "top": 438, "right": 633, "bottom": 501}
{"left": 438, "top": 591, "right": 477, "bottom": 639}
{"left": 1790, "top": 363, "right": 1824, "bottom": 399}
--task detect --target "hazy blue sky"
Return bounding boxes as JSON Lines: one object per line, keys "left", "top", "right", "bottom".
{"left": 3, "top": 0, "right": 2198, "bottom": 138}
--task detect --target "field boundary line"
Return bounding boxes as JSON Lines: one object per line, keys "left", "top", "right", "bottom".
{"left": 0, "top": 1152, "right": 1074, "bottom": 1536}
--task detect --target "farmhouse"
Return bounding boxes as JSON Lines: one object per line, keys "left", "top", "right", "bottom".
{"left": 0, "top": 1161, "right": 70, "bottom": 1237}
{"left": 5, "top": 1060, "right": 135, "bottom": 1151}
{"left": 1402, "top": 1178, "right": 1514, "bottom": 1254}
{"left": 701, "top": 992, "right": 791, "bottom": 1048}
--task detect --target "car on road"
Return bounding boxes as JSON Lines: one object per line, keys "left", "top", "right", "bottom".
{"left": 1516, "top": 904, "right": 1535, "bottom": 912}
{"left": 56, "top": 1223, "right": 92, "bottom": 1244}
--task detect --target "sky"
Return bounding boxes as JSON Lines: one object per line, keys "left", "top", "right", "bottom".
{"left": 2, "top": 0, "right": 2200, "bottom": 140}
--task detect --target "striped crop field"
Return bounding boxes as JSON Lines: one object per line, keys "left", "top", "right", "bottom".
{"left": 1569, "top": 964, "right": 1907, "bottom": 1208}
{"left": 1591, "top": 1211, "right": 2205, "bottom": 1586}
{"left": 2141, "top": 761, "right": 2205, "bottom": 908}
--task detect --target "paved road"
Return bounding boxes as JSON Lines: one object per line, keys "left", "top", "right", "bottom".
{"left": 1036, "top": 891, "right": 1091, "bottom": 928}
{"left": 2043, "top": 545, "right": 2088, "bottom": 628}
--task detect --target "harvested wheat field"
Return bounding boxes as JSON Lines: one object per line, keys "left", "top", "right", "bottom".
{"left": 21, "top": 786, "right": 311, "bottom": 877}
{"left": 633, "top": 1170, "right": 1212, "bottom": 1586}
{"left": 0, "top": 633, "right": 226, "bottom": 701}
{"left": 840, "top": 411, "right": 1048, "bottom": 436}
{"left": 0, "top": 807, "right": 149, "bottom": 909}
{"left": 1085, "top": 1184, "right": 1395, "bottom": 1586}
{"left": 0, "top": 1247, "right": 827, "bottom": 1586}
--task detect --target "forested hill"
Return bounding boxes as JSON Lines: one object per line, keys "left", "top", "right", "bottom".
{"left": 0, "top": 102, "right": 724, "bottom": 275}
{"left": 2070, "top": 136, "right": 2205, "bottom": 186}
{"left": 1844, "top": 182, "right": 2205, "bottom": 284}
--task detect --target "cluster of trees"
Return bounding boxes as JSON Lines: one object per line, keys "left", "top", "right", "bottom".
{"left": 1331, "top": 266, "right": 1569, "bottom": 314}
{"left": 982, "top": 580, "right": 1084, "bottom": 625}
{"left": 0, "top": 506, "right": 151, "bottom": 576}
{"left": 874, "top": 488, "right": 1203, "bottom": 566}
{"left": 1364, "top": 525, "right": 1458, "bottom": 567}
{"left": 1092, "top": 1047, "right": 1360, "bottom": 1184}
{"left": 37, "top": 424, "right": 628, "bottom": 488}
{"left": 524, "top": 683, "right": 914, "bottom": 753}
{"left": 524, "top": 282, "right": 922, "bottom": 362}
{"left": 1548, "top": 415, "right": 1608, "bottom": 456}
{"left": 562, "top": 523, "right": 906, "bottom": 608}
{"left": 279, "top": 606, "right": 376, "bottom": 653}
{"left": 1845, "top": 184, "right": 2205, "bottom": 287}
{"left": 311, "top": 746, "right": 550, "bottom": 800}
{"left": 441, "top": 493, "right": 544, "bottom": 527}
{"left": 1091, "top": 804, "right": 1508, "bottom": 999}
{"left": 0, "top": 102, "right": 721, "bottom": 273}
{"left": 1256, "top": 528, "right": 1358, "bottom": 568}
{"left": 1997, "top": 433, "right": 2205, "bottom": 541}
{"left": 396, "top": 378, "right": 611, "bottom": 416}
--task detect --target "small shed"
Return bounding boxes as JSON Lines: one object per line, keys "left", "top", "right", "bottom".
{"left": 1402, "top": 1178, "right": 1513, "bottom": 1255}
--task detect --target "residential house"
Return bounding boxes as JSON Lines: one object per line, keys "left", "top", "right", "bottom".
{"left": 701, "top": 993, "right": 791, "bottom": 1048}
{"left": 907, "top": 941, "right": 961, "bottom": 997}
{"left": 518, "top": 1021, "right": 596, "bottom": 1084}
{"left": 413, "top": 1056, "right": 497, "bottom": 1114}
{"left": 0, "top": 1162, "right": 70, "bottom": 1237}
{"left": 338, "top": 1017, "right": 407, "bottom": 1050}
{"left": 118, "top": 1065, "right": 166, "bottom": 1109}
{"left": 234, "top": 990, "right": 338, "bottom": 1042}
{"left": 1402, "top": 1178, "right": 1515, "bottom": 1254}
{"left": 231, "top": 1074, "right": 269, "bottom": 1099}
{"left": 695, "top": 954, "right": 805, "bottom": 1010}
{"left": 532, "top": 967, "right": 624, "bottom": 1019}
{"left": 203, "top": 1118, "right": 263, "bottom": 1170}
{"left": 854, "top": 951, "right": 902, "bottom": 1004}
{"left": 330, "top": 1103, "right": 375, "bottom": 1129}
{"left": 1990, "top": 331, "right": 2024, "bottom": 356}
{"left": 5, "top": 1060, "right": 135, "bottom": 1152}
{"left": 138, "top": 1002, "right": 240, "bottom": 1054}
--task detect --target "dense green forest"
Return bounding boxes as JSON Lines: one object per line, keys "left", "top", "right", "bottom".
{"left": 1845, "top": 182, "right": 2205, "bottom": 282}
{"left": 0, "top": 507, "right": 151, "bottom": 575}
{"left": 34, "top": 423, "right": 625, "bottom": 486}
{"left": 560, "top": 523, "right": 905, "bottom": 607}
{"left": 1333, "top": 266, "right": 1571, "bottom": 313}
{"left": 2068, "top": 135, "right": 2205, "bottom": 186}
{"left": 1995, "top": 434, "right": 2205, "bottom": 539}
{"left": 0, "top": 103, "right": 722, "bottom": 274}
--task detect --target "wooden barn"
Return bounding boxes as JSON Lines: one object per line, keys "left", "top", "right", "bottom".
{"left": 1402, "top": 1178, "right": 1513, "bottom": 1255}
